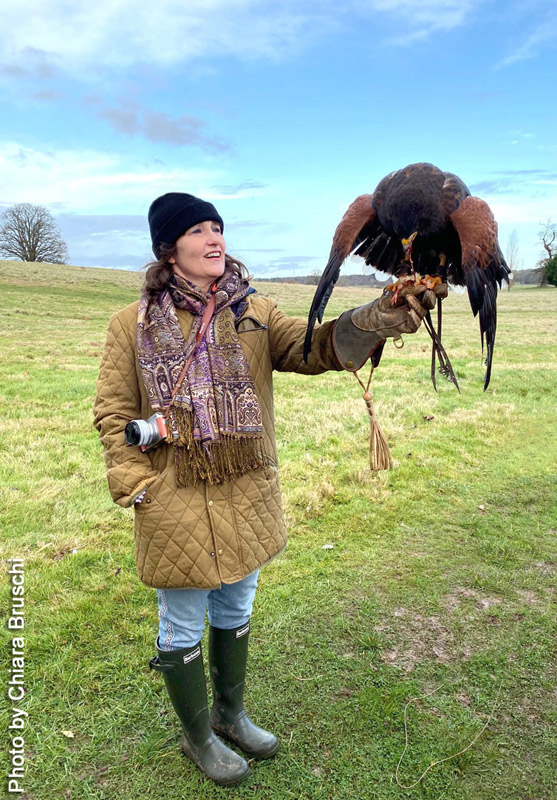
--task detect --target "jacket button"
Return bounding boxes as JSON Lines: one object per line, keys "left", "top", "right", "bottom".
{"left": 218, "top": 549, "right": 223, "bottom": 556}
{"left": 210, "top": 551, "right": 215, "bottom": 557}
{"left": 208, "top": 500, "right": 214, "bottom": 507}
{"left": 346, "top": 360, "right": 354, "bottom": 368}
{"left": 145, "top": 498, "right": 152, "bottom": 504}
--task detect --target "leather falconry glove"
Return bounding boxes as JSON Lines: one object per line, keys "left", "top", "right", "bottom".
{"left": 332, "top": 283, "right": 448, "bottom": 371}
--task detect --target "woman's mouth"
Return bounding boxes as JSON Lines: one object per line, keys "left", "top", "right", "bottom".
{"left": 205, "top": 250, "right": 222, "bottom": 259}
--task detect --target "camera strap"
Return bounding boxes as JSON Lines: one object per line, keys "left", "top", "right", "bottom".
{"left": 169, "top": 283, "right": 217, "bottom": 406}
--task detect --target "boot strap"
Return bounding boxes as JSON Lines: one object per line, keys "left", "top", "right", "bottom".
{"left": 149, "top": 656, "right": 174, "bottom": 673}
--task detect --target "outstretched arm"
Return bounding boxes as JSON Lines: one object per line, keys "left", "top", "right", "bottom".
{"left": 269, "top": 286, "right": 442, "bottom": 375}
{"left": 269, "top": 300, "right": 342, "bottom": 374}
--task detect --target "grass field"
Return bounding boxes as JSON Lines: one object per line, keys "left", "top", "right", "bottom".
{"left": 1, "top": 259, "right": 556, "bottom": 800}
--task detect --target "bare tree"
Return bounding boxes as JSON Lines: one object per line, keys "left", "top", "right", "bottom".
{"left": 506, "top": 229, "right": 520, "bottom": 270}
{"left": 539, "top": 218, "right": 556, "bottom": 259}
{"left": 0, "top": 203, "right": 68, "bottom": 263}
{"left": 505, "top": 229, "right": 520, "bottom": 287}
{"left": 307, "top": 268, "right": 322, "bottom": 286}
{"left": 537, "top": 218, "right": 557, "bottom": 287}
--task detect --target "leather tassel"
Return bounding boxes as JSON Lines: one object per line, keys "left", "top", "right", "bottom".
{"left": 362, "top": 390, "right": 392, "bottom": 471}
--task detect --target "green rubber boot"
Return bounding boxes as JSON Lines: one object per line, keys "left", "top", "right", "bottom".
{"left": 209, "top": 622, "right": 279, "bottom": 760}
{"left": 149, "top": 640, "right": 250, "bottom": 786}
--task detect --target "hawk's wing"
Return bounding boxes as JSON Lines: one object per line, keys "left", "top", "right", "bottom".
{"left": 303, "top": 195, "right": 376, "bottom": 362}
{"left": 449, "top": 196, "right": 511, "bottom": 389}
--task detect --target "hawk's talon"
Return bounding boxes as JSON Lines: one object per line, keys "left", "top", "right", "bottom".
{"left": 422, "top": 274, "right": 443, "bottom": 290}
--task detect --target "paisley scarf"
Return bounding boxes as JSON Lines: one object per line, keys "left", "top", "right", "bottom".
{"left": 137, "top": 268, "right": 265, "bottom": 486}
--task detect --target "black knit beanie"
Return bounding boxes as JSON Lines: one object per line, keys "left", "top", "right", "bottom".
{"left": 148, "top": 192, "right": 224, "bottom": 257}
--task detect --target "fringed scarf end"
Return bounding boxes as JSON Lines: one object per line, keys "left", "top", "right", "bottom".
{"left": 168, "top": 406, "right": 266, "bottom": 487}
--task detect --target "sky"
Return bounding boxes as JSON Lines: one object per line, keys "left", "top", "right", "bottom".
{"left": 1, "top": 0, "right": 556, "bottom": 277}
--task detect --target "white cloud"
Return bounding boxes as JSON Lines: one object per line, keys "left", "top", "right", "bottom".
{"left": 496, "top": 5, "right": 557, "bottom": 68}
{"left": 362, "top": 0, "right": 475, "bottom": 38}
{"left": 211, "top": 179, "right": 269, "bottom": 196}
{"left": 491, "top": 199, "right": 557, "bottom": 225}
{"left": 0, "top": 0, "right": 477, "bottom": 76}
{"left": 0, "top": 1, "right": 337, "bottom": 73}
{"left": 0, "top": 141, "right": 224, "bottom": 212}
{"left": 508, "top": 131, "right": 535, "bottom": 142}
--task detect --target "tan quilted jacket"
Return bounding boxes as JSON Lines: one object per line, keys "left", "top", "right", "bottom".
{"left": 94, "top": 292, "right": 343, "bottom": 589}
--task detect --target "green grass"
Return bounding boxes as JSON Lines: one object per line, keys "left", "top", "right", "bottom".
{"left": 1, "top": 260, "right": 556, "bottom": 800}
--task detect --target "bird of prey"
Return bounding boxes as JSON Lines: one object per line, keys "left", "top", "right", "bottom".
{"left": 304, "top": 162, "right": 511, "bottom": 389}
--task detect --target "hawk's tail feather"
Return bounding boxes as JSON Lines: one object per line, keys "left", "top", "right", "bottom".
{"left": 303, "top": 249, "right": 344, "bottom": 362}
{"left": 466, "top": 263, "right": 500, "bottom": 390}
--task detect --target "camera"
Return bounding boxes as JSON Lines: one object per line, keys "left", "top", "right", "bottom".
{"left": 125, "top": 413, "right": 168, "bottom": 452}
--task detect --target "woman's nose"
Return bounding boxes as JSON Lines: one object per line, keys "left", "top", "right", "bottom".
{"left": 207, "top": 231, "right": 224, "bottom": 246}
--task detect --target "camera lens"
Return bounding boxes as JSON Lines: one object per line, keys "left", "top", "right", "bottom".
{"left": 124, "top": 414, "right": 166, "bottom": 449}
{"left": 125, "top": 421, "right": 142, "bottom": 445}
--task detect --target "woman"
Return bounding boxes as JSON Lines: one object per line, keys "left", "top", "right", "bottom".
{"left": 94, "top": 192, "right": 437, "bottom": 787}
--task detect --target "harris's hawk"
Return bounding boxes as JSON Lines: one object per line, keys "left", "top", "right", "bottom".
{"left": 304, "top": 162, "right": 510, "bottom": 389}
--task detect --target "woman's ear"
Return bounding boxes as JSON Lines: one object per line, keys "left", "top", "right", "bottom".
{"left": 168, "top": 256, "right": 175, "bottom": 265}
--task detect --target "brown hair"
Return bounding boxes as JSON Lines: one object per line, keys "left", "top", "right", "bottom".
{"left": 141, "top": 245, "right": 251, "bottom": 297}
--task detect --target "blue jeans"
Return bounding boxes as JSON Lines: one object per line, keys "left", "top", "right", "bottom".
{"left": 157, "top": 571, "right": 259, "bottom": 650}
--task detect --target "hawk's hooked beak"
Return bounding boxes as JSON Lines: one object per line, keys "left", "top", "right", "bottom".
{"left": 401, "top": 231, "right": 418, "bottom": 269}
{"left": 401, "top": 231, "right": 418, "bottom": 256}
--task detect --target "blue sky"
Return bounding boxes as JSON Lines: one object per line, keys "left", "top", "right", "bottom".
{"left": 1, "top": 0, "right": 556, "bottom": 276}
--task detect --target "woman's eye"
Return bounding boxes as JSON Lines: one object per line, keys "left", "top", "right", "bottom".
{"left": 212, "top": 226, "right": 221, "bottom": 233}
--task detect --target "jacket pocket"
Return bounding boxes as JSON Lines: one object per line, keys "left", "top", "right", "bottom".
{"left": 236, "top": 316, "right": 268, "bottom": 333}
{"left": 134, "top": 464, "right": 171, "bottom": 510}
{"left": 262, "top": 453, "right": 278, "bottom": 471}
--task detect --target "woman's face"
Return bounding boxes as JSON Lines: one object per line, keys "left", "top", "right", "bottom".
{"left": 169, "top": 219, "right": 226, "bottom": 292}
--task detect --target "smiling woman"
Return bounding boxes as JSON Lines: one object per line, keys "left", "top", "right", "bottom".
{"left": 93, "top": 190, "right": 437, "bottom": 788}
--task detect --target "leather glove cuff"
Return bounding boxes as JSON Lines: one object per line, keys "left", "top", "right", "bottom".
{"left": 332, "top": 309, "right": 386, "bottom": 371}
